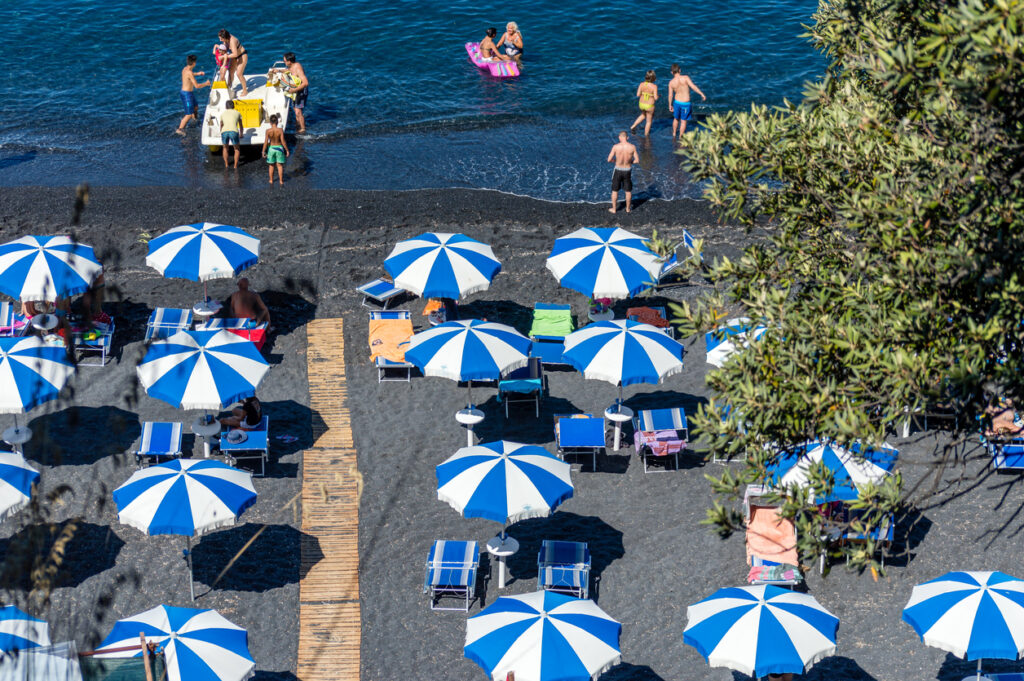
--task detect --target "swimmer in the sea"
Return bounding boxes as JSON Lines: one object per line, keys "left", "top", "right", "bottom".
{"left": 496, "top": 22, "right": 523, "bottom": 68}
{"left": 480, "top": 27, "right": 504, "bottom": 60}
{"left": 629, "top": 70, "right": 658, "bottom": 137}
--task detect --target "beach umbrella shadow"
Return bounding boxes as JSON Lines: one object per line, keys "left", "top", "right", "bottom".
{"left": 27, "top": 406, "right": 140, "bottom": 466}
{"left": 604, "top": 663, "right": 667, "bottom": 681}
{"left": 457, "top": 299, "right": 533, "bottom": 336}
{"left": 190, "top": 524, "right": 321, "bottom": 593}
{"left": 801, "top": 656, "right": 879, "bottom": 680}
{"left": 885, "top": 507, "right": 933, "bottom": 568}
{"left": 504, "top": 512, "right": 624, "bottom": 602}
{"left": 0, "top": 520, "right": 125, "bottom": 590}
{"left": 473, "top": 395, "right": 581, "bottom": 446}
{"left": 259, "top": 288, "right": 317, "bottom": 338}
{"left": 259, "top": 399, "right": 315, "bottom": 478}
{"left": 103, "top": 298, "right": 157, "bottom": 347}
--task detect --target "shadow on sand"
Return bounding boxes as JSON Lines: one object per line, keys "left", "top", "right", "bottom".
{"left": 28, "top": 406, "right": 141, "bottom": 466}
{"left": 192, "top": 524, "right": 321, "bottom": 593}
{"left": 0, "top": 520, "right": 125, "bottom": 590}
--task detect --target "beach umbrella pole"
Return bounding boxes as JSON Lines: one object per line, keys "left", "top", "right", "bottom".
{"left": 185, "top": 536, "right": 195, "bottom": 601}
{"left": 977, "top": 659, "right": 983, "bottom": 681}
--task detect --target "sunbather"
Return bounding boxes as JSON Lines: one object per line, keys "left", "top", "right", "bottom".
{"left": 220, "top": 396, "right": 263, "bottom": 430}
{"left": 225, "top": 278, "right": 271, "bottom": 326}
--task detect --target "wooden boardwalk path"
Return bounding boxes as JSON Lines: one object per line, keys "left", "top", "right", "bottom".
{"left": 297, "top": 319, "right": 361, "bottom": 681}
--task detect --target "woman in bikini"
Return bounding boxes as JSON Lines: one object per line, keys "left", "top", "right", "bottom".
{"left": 219, "top": 29, "right": 249, "bottom": 97}
{"left": 220, "top": 396, "right": 263, "bottom": 430}
{"left": 630, "top": 70, "right": 658, "bottom": 136}
{"left": 496, "top": 22, "right": 524, "bottom": 68}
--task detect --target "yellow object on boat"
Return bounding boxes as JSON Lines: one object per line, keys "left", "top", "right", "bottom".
{"left": 233, "top": 99, "right": 263, "bottom": 128}
{"left": 212, "top": 80, "right": 228, "bottom": 89}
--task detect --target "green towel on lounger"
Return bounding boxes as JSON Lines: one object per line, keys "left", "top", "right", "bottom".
{"left": 530, "top": 309, "right": 575, "bottom": 338}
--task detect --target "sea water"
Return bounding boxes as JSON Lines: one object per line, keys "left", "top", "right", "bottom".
{"left": 0, "top": 0, "right": 821, "bottom": 200}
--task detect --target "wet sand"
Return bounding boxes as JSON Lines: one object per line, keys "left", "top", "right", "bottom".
{"left": 0, "top": 186, "right": 1014, "bottom": 681}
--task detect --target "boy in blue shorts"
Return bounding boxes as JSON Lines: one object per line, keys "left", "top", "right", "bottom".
{"left": 176, "top": 55, "right": 210, "bottom": 135}
{"left": 667, "top": 63, "right": 706, "bottom": 141}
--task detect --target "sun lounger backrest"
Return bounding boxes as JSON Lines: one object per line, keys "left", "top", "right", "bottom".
{"left": 531, "top": 303, "right": 575, "bottom": 339}
{"left": 369, "top": 311, "right": 414, "bottom": 363}
{"left": 637, "top": 408, "right": 687, "bottom": 432}
{"left": 746, "top": 505, "right": 799, "bottom": 566}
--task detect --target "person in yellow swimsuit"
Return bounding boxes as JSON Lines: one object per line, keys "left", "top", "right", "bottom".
{"left": 629, "top": 70, "right": 658, "bottom": 136}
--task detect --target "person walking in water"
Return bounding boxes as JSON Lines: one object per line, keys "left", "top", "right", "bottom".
{"left": 630, "top": 70, "right": 658, "bottom": 136}
{"left": 667, "top": 63, "right": 706, "bottom": 140}
{"left": 262, "top": 114, "right": 289, "bottom": 185}
{"left": 176, "top": 55, "right": 210, "bottom": 135}
{"left": 282, "top": 52, "right": 309, "bottom": 134}
{"left": 607, "top": 131, "right": 639, "bottom": 214}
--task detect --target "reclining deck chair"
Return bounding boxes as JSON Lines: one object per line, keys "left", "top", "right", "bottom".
{"left": 529, "top": 303, "right": 575, "bottom": 367}
{"left": 835, "top": 506, "right": 894, "bottom": 568}
{"left": 220, "top": 416, "right": 270, "bottom": 477}
{"left": 633, "top": 407, "right": 688, "bottom": 472}
{"left": 357, "top": 277, "right": 404, "bottom": 309}
{"left": 555, "top": 413, "right": 605, "bottom": 471}
{"left": 145, "top": 308, "right": 193, "bottom": 341}
{"left": 197, "top": 317, "right": 269, "bottom": 350}
{"left": 72, "top": 318, "right": 116, "bottom": 366}
{"left": 744, "top": 485, "right": 802, "bottom": 586}
{"left": 498, "top": 357, "right": 545, "bottom": 418}
{"left": 537, "top": 540, "right": 591, "bottom": 599}
{"left": 424, "top": 540, "right": 479, "bottom": 611}
{"left": 0, "top": 302, "right": 27, "bottom": 337}
{"left": 369, "top": 310, "right": 415, "bottom": 382}
{"left": 991, "top": 440, "right": 1024, "bottom": 470}
{"left": 135, "top": 421, "right": 183, "bottom": 468}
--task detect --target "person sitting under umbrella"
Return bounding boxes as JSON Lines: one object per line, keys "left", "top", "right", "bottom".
{"left": 21, "top": 299, "right": 74, "bottom": 353}
{"left": 219, "top": 396, "right": 263, "bottom": 430}
{"left": 224, "top": 278, "right": 271, "bottom": 326}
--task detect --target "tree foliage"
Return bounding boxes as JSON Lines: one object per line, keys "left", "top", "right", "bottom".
{"left": 676, "top": 0, "right": 1024, "bottom": 572}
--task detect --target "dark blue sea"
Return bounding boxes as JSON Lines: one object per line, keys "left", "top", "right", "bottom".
{"left": 0, "top": 0, "right": 821, "bottom": 200}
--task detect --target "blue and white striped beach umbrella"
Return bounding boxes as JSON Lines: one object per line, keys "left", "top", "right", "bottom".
{"left": 113, "top": 459, "right": 256, "bottom": 537}
{"left": 546, "top": 227, "right": 662, "bottom": 299}
{"left": 146, "top": 222, "right": 260, "bottom": 282}
{"left": 95, "top": 605, "right": 254, "bottom": 681}
{"left": 0, "top": 336, "right": 75, "bottom": 415}
{"left": 465, "top": 591, "right": 622, "bottom": 681}
{"left": 0, "top": 605, "right": 50, "bottom": 653}
{"left": 903, "top": 571, "right": 1024, "bottom": 664}
{"left": 684, "top": 584, "right": 839, "bottom": 677}
{"left": 437, "top": 441, "right": 573, "bottom": 524}
{"left": 705, "top": 317, "right": 768, "bottom": 368}
{"left": 405, "top": 320, "right": 531, "bottom": 382}
{"left": 137, "top": 330, "right": 269, "bottom": 411}
{"left": 0, "top": 453, "right": 39, "bottom": 523}
{"left": 384, "top": 232, "right": 501, "bottom": 299}
{"left": 767, "top": 441, "right": 898, "bottom": 503}
{"left": 562, "top": 319, "right": 684, "bottom": 391}
{"left": 0, "top": 235, "right": 102, "bottom": 302}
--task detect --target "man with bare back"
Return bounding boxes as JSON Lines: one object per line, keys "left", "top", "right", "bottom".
{"left": 667, "top": 63, "right": 706, "bottom": 140}
{"left": 607, "top": 131, "right": 639, "bottom": 214}
{"left": 226, "top": 278, "right": 271, "bottom": 325}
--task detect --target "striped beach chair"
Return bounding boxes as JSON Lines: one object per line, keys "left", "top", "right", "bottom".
{"left": 357, "top": 278, "right": 404, "bottom": 309}
{"left": 0, "top": 302, "right": 27, "bottom": 337}
{"left": 424, "top": 540, "right": 479, "bottom": 612}
{"left": 135, "top": 422, "right": 183, "bottom": 468}
{"left": 145, "top": 308, "right": 193, "bottom": 341}
{"left": 633, "top": 407, "right": 688, "bottom": 473}
{"left": 537, "top": 540, "right": 590, "bottom": 599}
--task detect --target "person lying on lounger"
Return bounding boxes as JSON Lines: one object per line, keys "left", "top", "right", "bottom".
{"left": 220, "top": 396, "right": 263, "bottom": 430}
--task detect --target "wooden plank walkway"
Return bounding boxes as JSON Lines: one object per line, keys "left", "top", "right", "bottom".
{"left": 297, "top": 318, "right": 361, "bottom": 681}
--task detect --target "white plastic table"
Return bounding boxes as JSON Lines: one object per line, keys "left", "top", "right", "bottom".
{"left": 486, "top": 535, "right": 520, "bottom": 589}
{"left": 191, "top": 417, "right": 222, "bottom": 458}
{"left": 29, "top": 314, "right": 58, "bottom": 332}
{"left": 604, "top": 404, "right": 634, "bottom": 452}
{"left": 192, "top": 300, "right": 222, "bottom": 325}
{"left": 455, "top": 407, "right": 484, "bottom": 447}
{"left": 2, "top": 426, "right": 32, "bottom": 454}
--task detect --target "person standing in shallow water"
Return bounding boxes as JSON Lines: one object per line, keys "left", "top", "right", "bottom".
{"left": 262, "top": 114, "right": 289, "bottom": 185}
{"left": 282, "top": 52, "right": 309, "bottom": 134}
{"left": 630, "top": 70, "right": 658, "bottom": 136}
{"left": 667, "top": 63, "right": 706, "bottom": 140}
{"left": 607, "top": 130, "right": 639, "bottom": 214}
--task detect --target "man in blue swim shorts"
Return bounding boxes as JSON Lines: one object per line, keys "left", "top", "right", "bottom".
{"left": 667, "top": 63, "right": 707, "bottom": 141}
{"left": 176, "top": 54, "right": 210, "bottom": 135}
{"left": 220, "top": 100, "right": 243, "bottom": 168}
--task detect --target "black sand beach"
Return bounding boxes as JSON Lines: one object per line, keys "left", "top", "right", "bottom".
{"left": 0, "top": 186, "right": 1017, "bottom": 681}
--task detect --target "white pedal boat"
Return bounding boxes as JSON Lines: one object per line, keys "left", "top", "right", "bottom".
{"left": 201, "top": 61, "right": 293, "bottom": 151}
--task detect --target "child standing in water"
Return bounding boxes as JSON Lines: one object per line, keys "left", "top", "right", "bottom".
{"left": 630, "top": 70, "right": 658, "bottom": 136}
{"left": 262, "top": 114, "right": 289, "bottom": 185}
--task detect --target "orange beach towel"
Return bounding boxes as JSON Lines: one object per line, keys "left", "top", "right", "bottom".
{"left": 369, "top": 318, "right": 413, "bottom": 363}
{"left": 745, "top": 505, "right": 798, "bottom": 566}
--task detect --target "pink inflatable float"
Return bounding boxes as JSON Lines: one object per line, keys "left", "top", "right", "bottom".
{"left": 465, "top": 42, "right": 521, "bottom": 78}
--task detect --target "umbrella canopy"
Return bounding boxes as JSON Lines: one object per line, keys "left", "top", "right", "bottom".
{"left": 767, "top": 441, "right": 898, "bottom": 503}
{"left": 95, "top": 605, "right": 254, "bottom": 681}
{"left": 437, "top": 441, "right": 573, "bottom": 524}
{"left": 0, "top": 605, "right": 50, "bottom": 653}
{"left": 146, "top": 222, "right": 260, "bottom": 282}
{"left": 0, "top": 235, "right": 102, "bottom": 303}
{"left": 384, "top": 232, "right": 501, "bottom": 299}
{"left": 684, "top": 584, "right": 839, "bottom": 677}
{"left": 137, "top": 330, "right": 269, "bottom": 410}
{"left": 903, "top": 571, "right": 1024, "bottom": 660}
{"left": 0, "top": 453, "right": 39, "bottom": 523}
{"left": 465, "top": 591, "right": 621, "bottom": 681}
{"left": 0, "top": 336, "right": 75, "bottom": 415}
{"left": 562, "top": 319, "right": 684, "bottom": 387}
{"left": 546, "top": 227, "right": 662, "bottom": 299}
{"left": 404, "top": 320, "right": 530, "bottom": 382}
{"left": 705, "top": 317, "right": 767, "bottom": 368}
{"left": 113, "top": 459, "right": 256, "bottom": 537}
